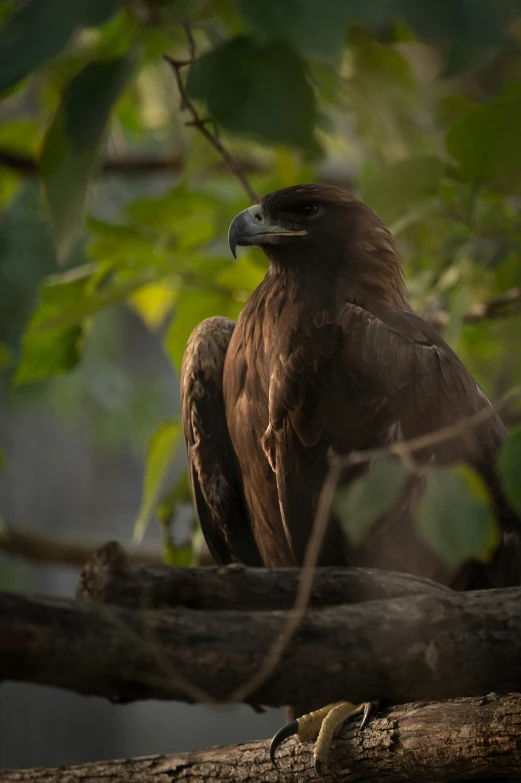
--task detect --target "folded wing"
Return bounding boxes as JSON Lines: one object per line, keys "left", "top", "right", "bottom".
{"left": 181, "top": 317, "right": 262, "bottom": 566}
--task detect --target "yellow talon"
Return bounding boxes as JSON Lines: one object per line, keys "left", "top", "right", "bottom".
{"left": 270, "top": 700, "right": 377, "bottom": 777}
{"left": 297, "top": 702, "right": 344, "bottom": 742}
{"left": 314, "top": 702, "right": 367, "bottom": 775}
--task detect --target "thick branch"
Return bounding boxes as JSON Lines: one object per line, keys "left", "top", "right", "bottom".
{"left": 77, "top": 541, "right": 448, "bottom": 610}
{"left": 2, "top": 694, "right": 521, "bottom": 782}
{"left": 1, "top": 588, "right": 521, "bottom": 708}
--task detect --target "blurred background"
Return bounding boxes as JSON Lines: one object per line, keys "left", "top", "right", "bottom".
{"left": 1, "top": 0, "right": 521, "bottom": 769}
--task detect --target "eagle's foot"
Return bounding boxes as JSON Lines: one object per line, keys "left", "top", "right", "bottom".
{"left": 270, "top": 700, "right": 377, "bottom": 777}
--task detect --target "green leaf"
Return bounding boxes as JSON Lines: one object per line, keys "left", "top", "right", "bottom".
{"left": 14, "top": 276, "right": 86, "bottom": 385}
{"left": 0, "top": 184, "right": 58, "bottom": 368}
{"left": 236, "top": 0, "right": 391, "bottom": 62}
{"left": 361, "top": 156, "right": 444, "bottom": 225}
{"left": 134, "top": 419, "right": 182, "bottom": 544}
{"left": 335, "top": 458, "right": 409, "bottom": 544}
{"left": 0, "top": 0, "right": 122, "bottom": 93}
{"left": 416, "top": 464, "right": 498, "bottom": 569}
{"left": 497, "top": 426, "right": 521, "bottom": 516}
{"left": 167, "top": 544, "right": 194, "bottom": 567}
{"left": 40, "top": 54, "right": 135, "bottom": 265}
{"left": 396, "top": 0, "right": 520, "bottom": 76}
{"left": 187, "top": 37, "right": 318, "bottom": 150}
{"left": 165, "top": 289, "right": 243, "bottom": 370}
{"left": 446, "top": 94, "right": 521, "bottom": 184}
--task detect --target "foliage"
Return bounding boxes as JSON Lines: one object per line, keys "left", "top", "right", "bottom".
{"left": 415, "top": 464, "right": 499, "bottom": 569}
{"left": 1, "top": 0, "right": 521, "bottom": 565}
{"left": 497, "top": 427, "right": 521, "bottom": 516}
{"left": 335, "top": 458, "right": 409, "bottom": 545}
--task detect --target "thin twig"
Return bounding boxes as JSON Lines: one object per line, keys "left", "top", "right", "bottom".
{"left": 338, "top": 385, "right": 521, "bottom": 470}
{"left": 164, "top": 28, "right": 258, "bottom": 202}
{"left": 429, "top": 286, "right": 521, "bottom": 330}
{"left": 228, "top": 460, "right": 343, "bottom": 702}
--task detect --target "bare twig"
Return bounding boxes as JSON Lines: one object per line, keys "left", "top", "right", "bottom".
{"left": 164, "top": 29, "right": 258, "bottom": 202}
{"left": 429, "top": 286, "right": 521, "bottom": 330}
{"left": 337, "top": 385, "right": 521, "bottom": 470}
{"left": 228, "top": 460, "right": 343, "bottom": 702}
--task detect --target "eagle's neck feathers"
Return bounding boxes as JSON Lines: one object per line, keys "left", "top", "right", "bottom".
{"left": 259, "top": 226, "right": 408, "bottom": 316}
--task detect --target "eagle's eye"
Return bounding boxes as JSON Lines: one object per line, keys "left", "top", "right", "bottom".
{"left": 293, "top": 203, "right": 321, "bottom": 218}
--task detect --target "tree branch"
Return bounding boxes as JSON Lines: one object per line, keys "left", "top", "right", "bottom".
{"left": 0, "top": 146, "right": 264, "bottom": 179}
{"left": 2, "top": 694, "right": 520, "bottom": 782}
{"left": 0, "top": 523, "right": 164, "bottom": 568}
{"left": 430, "top": 286, "right": 521, "bottom": 330}
{"left": 164, "top": 29, "right": 258, "bottom": 202}
{"left": 76, "top": 542, "right": 449, "bottom": 610}
{"left": 1, "top": 587, "right": 521, "bottom": 708}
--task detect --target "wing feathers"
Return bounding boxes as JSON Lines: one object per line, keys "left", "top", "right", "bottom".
{"left": 181, "top": 317, "right": 262, "bottom": 566}
{"left": 268, "top": 302, "right": 505, "bottom": 465}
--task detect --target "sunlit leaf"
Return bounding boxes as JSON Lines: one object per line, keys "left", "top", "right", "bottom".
{"left": 87, "top": 219, "right": 168, "bottom": 272}
{"left": 41, "top": 54, "right": 135, "bottom": 264}
{"left": 446, "top": 94, "right": 521, "bottom": 184}
{"left": 216, "top": 253, "right": 266, "bottom": 293}
{"left": 165, "top": 289, "right": 242, "bottom": 370}
{"left": 28, "top": 269, "right": 160, "bottom": 334}
{"left": 129, "top": 283, "right": 177, "bottom": 331}
{"left": 0, "top": 0, "right": 122, "bottom": 93}
{"left": 168, "top": 545, "right": 194, "bottom": 567}
{"left": 416, "top": 464, "right": 498, "bottom": 569}
{"left": 335, "top": 458, "right": 409, "bottom": 545}
{"left": 134, "top": 419, "right": 182, "bottom": 544}
{"left": 187, "top": 37, "right": 319, "bottom": 150}
{"left": 497, "top": 426, "right": 521, "bottom": 515}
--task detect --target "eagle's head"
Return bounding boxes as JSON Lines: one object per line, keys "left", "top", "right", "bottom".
{"left": 228, "top": 183, "right": 406, "bottom": 304}
{"left": 228, "top": 184, "right": 389, "bottom": 260}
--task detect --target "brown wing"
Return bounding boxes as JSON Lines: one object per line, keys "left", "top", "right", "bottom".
{"left": 269, "top": 303, "right": 515, "bottom": 576}
{"left": 181, "top": 317, "right": 262, "bottom": 567}
{"left": 270, "top": 302, "right": 506, "bottom": 464}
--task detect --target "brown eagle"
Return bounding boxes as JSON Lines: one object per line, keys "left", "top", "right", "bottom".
{"left": 180, "top": 184, "right": 519, "bottom": 774}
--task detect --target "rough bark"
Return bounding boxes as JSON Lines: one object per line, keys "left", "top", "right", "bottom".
{"left": 2, "top": 694, "right": 521, "bottom": 782}
{"left": 1, "top": 588, "right": 521, "bottom": 708}
{"left": 76, "top": 541, "right": 449, "bottom": 611}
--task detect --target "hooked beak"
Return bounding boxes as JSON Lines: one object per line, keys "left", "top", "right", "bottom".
{"left": 228, "top": 204, "right": 306, "bottom": 258}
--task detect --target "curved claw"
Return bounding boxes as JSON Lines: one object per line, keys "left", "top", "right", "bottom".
{"left": 269, "top": 719, "right": 298, "bottom": 767}
{"left": 360, "top": 700, "right": 379, "bottom": 730}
